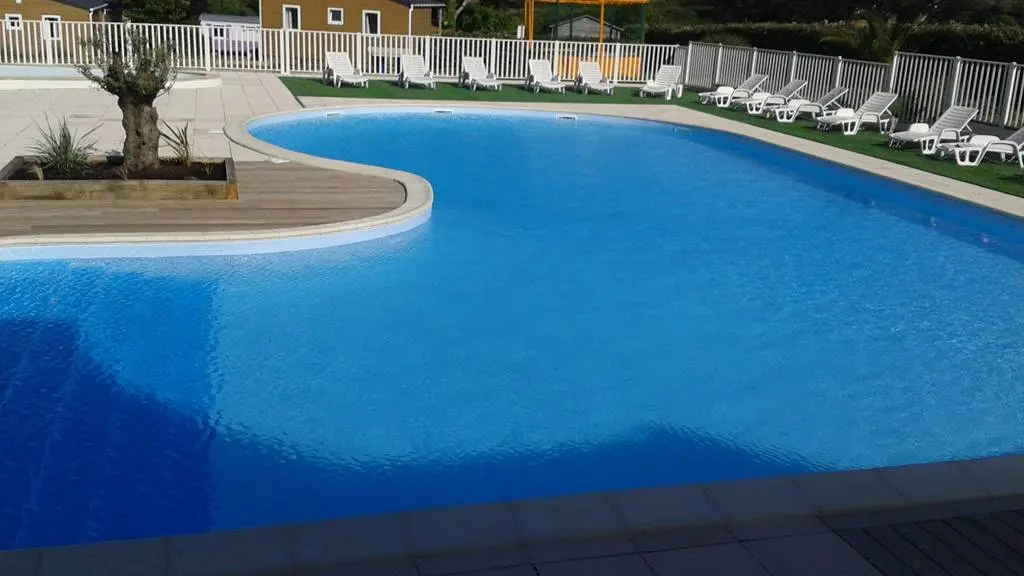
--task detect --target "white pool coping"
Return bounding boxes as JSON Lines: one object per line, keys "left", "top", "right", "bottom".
{"left": 0, "top": 70, "right": 223, "bottom": 91}
{"left": 0, "top": 117, "right": 433, "bottom": 262}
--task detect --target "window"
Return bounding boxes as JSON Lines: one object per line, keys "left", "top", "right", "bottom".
{"left": 430, "top": 7, "right": 442, "bottom": 28}
{"left": 42, "top": 15, "right": 60, "bottom": 40}
{"left": 327, "top": 7, "right": 343, "bottom": 26}
{"left": 3, "top": 14, "right": 22, "bottom": 31}
{"left": 211, "top": 26, "right": 226, "bottom": 38}
{"left": 361, "top": 10, "right": 380, "bottom": 35}
{"left": 282, "top": 5, "right": 300, "bottom": 30}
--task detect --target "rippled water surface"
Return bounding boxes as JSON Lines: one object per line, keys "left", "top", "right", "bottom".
{"left": 1, "top": 109, "right": 1023, "bottom": 550}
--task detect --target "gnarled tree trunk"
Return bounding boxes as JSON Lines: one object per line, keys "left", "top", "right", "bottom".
{"left": 119, "top": 95, "right": 160, "bottom": 173}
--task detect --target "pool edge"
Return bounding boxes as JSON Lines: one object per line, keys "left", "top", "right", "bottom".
{"left": 1, "top": 454, "right": 1021, "bottom": 574}
{"left": 0, "top": 116, "right": 433, "bottom": 261}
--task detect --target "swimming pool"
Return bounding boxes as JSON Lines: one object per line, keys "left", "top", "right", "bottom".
{"left": 0, "top": 64, "right": 220, "bottom": 90}
{"left": 1, "top": 108, "right": 1023, "bottom": 550}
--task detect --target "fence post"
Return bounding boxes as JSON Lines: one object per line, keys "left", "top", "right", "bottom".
{"left": 749, "top": 47, "right": 758, "bottom": 75}
{"left": 489, "top": 37, "right": 497, "bottom": 78}
{"left": 833, "top": 56, "right": 843, "bottom": 88}
{"left": 202, "top": 27, "right": 211, "bottom": 71}
{"left": 788, "top": 51, "right": 797, "bottom": 81}
{"left": 553, "top": 39, "right": 560, "bottom": 76}
{"left": 683, "top": 41, "right": 692, "bottom": 87}
{"left": 713, "top": 43, "right": 723, "bottom": 84}
{"left": 1000, "top": 62, "right": 1019, "bottom": 128}
{"left": 279, "top": 30, "right": 288, "bottom": 74}
{"left": 887, "top": 52, "right": 900, "bottom": 91}
{"left": 612, "top": 41, "right": 621, "bottom": 84}
{"left": 946, "top": 56, "right": 963, "bottom": 107}
{"left": 355, "top": 32, "right": 363, "bottom": 75}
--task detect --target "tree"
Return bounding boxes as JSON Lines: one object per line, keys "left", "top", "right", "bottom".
{"left": 821, "top": 9, "right": 925, "bottom": 62}
{"left": 444, "top": 0, "right": 477, "bottom": 28}
{"left": 117, "top": 0, "right": 190, "bottom": 23}
{"left": 77, "top": 29, "right": 176, "bottom": 173}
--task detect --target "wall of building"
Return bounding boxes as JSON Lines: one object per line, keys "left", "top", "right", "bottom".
{"left": 261, "top": 0, "right": 438, "bottom": 35}
{"left": 0, "top": 0, "right": 97, "bottom": 22}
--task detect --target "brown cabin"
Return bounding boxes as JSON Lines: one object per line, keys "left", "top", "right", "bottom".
{"left": 1, "top": 0, "right": 108, "bottom": 31}
{"left": 259, "top": 0, "right": 442, "bottom": 35}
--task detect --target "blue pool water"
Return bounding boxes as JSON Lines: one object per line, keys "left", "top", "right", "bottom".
{"left": 2, "top": 108, "right": 1024, "bottom": 550}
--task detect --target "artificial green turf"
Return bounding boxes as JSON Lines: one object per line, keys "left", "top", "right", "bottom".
{"left": 673, "top": 93, "right": 1024, "bottom": 198}
{"left": 279, "top": 75, "right": 665, "bottom": 104}
{"left": 280, "top": 76, "right": 1024, "bottom": 197}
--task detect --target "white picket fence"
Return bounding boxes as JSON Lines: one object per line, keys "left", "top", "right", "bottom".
{"left": 2, "top": 21, "right": 1023, "bottom": 128}
{"left": 684, "top": 41, "right": 1024, "bottom": 128}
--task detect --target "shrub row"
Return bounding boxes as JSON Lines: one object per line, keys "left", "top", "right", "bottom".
{"left": 646, "top": 23, "right": 1024, "bottom": 63}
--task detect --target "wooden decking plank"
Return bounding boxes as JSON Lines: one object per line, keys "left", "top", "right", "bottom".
{"left": 944, "top": 517, "right": 1024, "bottom": 575}
{"left": 864, "top": 525, "right": 951, "bottom": 576}
{"left": 893, "top": 522, "right": 984, "bottom": 576}
{"left": 918, "top": 520, "right": 1016, "bottom": 576}
{"left": 0, "top": 161, "right": 407, "bottom": 239}
{"left": 968, "top": 514, "right": 1024, "bottom": 554}
{"left": 994, "top": 511, "right": 1024, "bottom": 538}
{"left": 836, "top": 528, "right": 918, "bottom": 576}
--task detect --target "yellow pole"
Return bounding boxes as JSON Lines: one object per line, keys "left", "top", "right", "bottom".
{"left": 598, "top": 0, "right": 605, "bottom": 45}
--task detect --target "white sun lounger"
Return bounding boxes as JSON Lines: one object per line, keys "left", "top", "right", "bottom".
{"left": 323, "top": 51, "right": 368, "bottom": 88}
{"left": 739, "top": 79, "right": 806, "bottom": 114}
{"left": 888, "top": 105, "right": 978, "bottom": 154}
{"left": 399, "top": 54, "right": 436, "bottom": 89}
{"left": 576, "top": 61, "right": 614, "bottom": 95}
{"left": 773, "top": 86, "right": 848, "bottom": 122}
{"left": 816, "top": 91, "right": 898, "bottom": 135}
{"left": 461, "top": 56, "right": 502, "bottom": 91}
{"left": 639, "top": 65, "right": 681, "bottom": 100}
{"left": 698, "top": 74, "right": 767, "bottom": 107}
{"left": 527, "top": 59, "right": 566, "bottom": 93}
{"left": 940, "top": 126, "right": 1024, "bottom": 166}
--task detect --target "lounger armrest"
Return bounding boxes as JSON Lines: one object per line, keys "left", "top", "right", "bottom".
{"left": 937, "top": 127, "right": 958, "bottom": 142}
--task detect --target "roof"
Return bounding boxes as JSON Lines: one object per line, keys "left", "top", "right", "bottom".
{"left": 199, "top": 13, "right": 260, "bottom": 24}
{"left": 52, "top": 0, "right": 109, "bottom": 10}
{"left": 392, "top": 0, "right": 445, "bottom": 7}
{"left": 549, "top": 14, "right": 623, "bottom": 31}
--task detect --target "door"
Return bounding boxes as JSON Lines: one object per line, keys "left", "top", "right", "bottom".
{"left": 41, "top": 15, "right": 60, "bottom": 63}
{"left": 282, "top": 5, "right": 300, "bottom": 30}
{"left": 361, "top": 10, "right": 380, "bottom": 35}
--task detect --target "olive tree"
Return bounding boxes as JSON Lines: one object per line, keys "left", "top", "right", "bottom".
{"left": 77, "top": 28, "right": 176, "bottom": 173}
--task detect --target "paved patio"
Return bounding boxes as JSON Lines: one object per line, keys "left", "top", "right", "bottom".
{"left": 0, "top": 71, "right": 299, "bottom": 166}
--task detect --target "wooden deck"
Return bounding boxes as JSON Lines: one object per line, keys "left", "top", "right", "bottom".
{"left": 832, "top": 501, "right": 1024, "bottom": 575}
{"left": 0, "top": 162, "right": 406, "bottom": 238}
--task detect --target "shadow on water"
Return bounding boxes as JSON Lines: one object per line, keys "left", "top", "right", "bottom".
{"left": 0, "top": 314, "right": 816, "bottom": 550}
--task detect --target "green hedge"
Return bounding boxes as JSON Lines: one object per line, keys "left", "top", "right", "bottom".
{"left": 646, "top": 23, "right": 1024, "bottom": 63}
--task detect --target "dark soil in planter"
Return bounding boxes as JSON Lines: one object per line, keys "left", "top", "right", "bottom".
{"left": 9, "top": 158, "right": 227, "bottom": 181}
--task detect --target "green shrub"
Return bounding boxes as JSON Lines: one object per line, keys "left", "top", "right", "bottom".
{"left": 647, "top": 22, "right": 1024, "bottom": 63}
{"left": 696, "top": 32, "right": 751, "bottom": 46}
{"left": 30, "top": 116, "right": 97, "bottom": 177}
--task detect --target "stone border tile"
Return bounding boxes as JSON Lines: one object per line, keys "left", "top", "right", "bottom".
{"left": 794, "top": 469, "right": 908, "bottom": 514}
{"left": 293, "top": 513, "right": 409, "bottom": 568}
{"left": 511, "top": 493, "right": 625, "bottom": 543}
{"left": 168, "top": 525, "right": 294, "bottom": 576}
{"left": 0, "top": 548, "right": 41, "bottom": 576}
{"left": 609, "top": 484, "right": 723, "bottom": 532}
{"left": 960, "top": 455, "right": 1024, "bottom": 497}
{"left": 879, "top": 462, "right": 990, "bottom": 505}
{"left": 404, "top": 502, "right": 520, "bottom": 555}
{"left": 415, "top": 546, "right": 529, "bottom": 576}
{"left": 703, "top": 476, "right": 817, "bottom": 521}
{"left": 39, "top": 538, "right": 167, "bottom": 576}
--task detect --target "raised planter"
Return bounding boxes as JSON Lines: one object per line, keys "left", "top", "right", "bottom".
{"left": 0, "top": 156, "right": 238, "bottom": 201}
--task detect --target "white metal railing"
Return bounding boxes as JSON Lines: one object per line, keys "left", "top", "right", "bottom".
{"left": 685, "top": 40, "right": 1024, "bottom": 128}
{"left": 1, "top": 21, "right": 1023, "bottom": 128}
